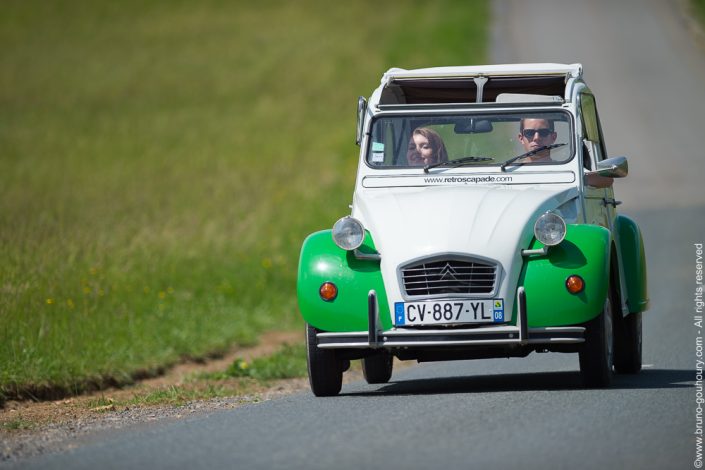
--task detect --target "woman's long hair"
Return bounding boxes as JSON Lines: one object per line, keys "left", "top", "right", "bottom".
{"left": 407, "top": 127, "right": 448, "bottom": 165}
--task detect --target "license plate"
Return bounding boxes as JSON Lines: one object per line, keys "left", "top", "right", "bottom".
{"left": 394, "top": 299, "right": 504, "bottom": 326}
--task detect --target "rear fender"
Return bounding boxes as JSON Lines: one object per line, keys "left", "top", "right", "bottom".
{"left": 615, "top": 215, "right": 649, "bottom": 313}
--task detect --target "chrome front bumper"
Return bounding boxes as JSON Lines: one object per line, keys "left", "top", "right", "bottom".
{"left": 316, "top": 287, "right": 585, "bottom": 349}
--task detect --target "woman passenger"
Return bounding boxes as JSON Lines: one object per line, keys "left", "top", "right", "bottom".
{"left": 406, "top": 127, "right": 448, "bottom": 166}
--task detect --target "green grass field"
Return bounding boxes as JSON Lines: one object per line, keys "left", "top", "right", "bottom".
{"left": 0, "top": 0, "right": 487, "bottom": 401}
{"left": 695, "top": 0, "right": 705, "bottom": 26}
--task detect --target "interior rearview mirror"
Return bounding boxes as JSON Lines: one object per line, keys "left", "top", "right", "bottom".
{"left": 454, "top": 118, "right": 493, "bottom": 134}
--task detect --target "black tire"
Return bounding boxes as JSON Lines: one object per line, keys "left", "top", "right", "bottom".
{"left": 614, "top": 312, "right": 642, "bottom": 374}
{"left": 362, "top": 352, "right": 393, "bottom": 384}
{"left": 579, "top": 291, "right": 615, "bottom": 388}
{"left": 306, "top": 324, "right": 343, "bottom": 397}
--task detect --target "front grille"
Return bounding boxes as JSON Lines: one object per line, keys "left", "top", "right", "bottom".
{"left": 401, "top": 258, "right": 497, "bottom": 297}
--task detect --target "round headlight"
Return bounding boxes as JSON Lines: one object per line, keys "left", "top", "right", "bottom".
{"left": 332, "top": 217, "right": 365, "bottom": 251}
{"left": 534, "top": 212, "right": 566, "bottom": 246}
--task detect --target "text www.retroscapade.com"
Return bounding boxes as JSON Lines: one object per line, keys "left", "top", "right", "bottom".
{"left": 423, "top": 175, "right": 513, "bottom": 184}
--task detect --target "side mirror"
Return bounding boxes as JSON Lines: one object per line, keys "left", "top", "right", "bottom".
{"left": 588, "top": 156, "right": 628, "bottom": 178}
{"left": 356, "top": 96, "right": 367, "bottom": 146}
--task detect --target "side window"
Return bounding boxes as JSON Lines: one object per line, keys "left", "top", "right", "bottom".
{"left": 579, "top": 93, "right": 608, "bottom": 163}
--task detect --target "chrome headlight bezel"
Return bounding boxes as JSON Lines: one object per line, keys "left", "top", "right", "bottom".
{"left": 533, "top": 212, "right": 566, "bottom": 246}
{"left": 332, "top": 216, "right": 365, "bottom": 251}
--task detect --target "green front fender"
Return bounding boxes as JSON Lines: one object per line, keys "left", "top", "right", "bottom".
{"left": 297, "top": 230, "right": 391, "bottom": 332}
{"left": 615, "top": 215, "right": 649, "bottom": 313}
{"left": 521, "top": 224, "right": 611, "bottom": 327}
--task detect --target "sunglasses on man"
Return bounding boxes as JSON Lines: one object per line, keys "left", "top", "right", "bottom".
{"left": 522, "top": 128, "right": 553, "bottom": 138}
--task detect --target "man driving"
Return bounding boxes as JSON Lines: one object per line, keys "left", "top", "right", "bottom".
{"left": 518, "top": 117, "right": 613, "bottom": 188}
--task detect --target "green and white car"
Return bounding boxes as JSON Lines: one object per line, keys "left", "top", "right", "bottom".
{"left": 297, "top": 63, "right": 648, "bottom": 396}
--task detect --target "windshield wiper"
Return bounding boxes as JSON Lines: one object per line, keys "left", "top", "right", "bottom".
{"left": 499, "top": 143, "right": 567, "bottom": 172}
{"left": 424, "top": 155, "right": 493, "bottom": 173}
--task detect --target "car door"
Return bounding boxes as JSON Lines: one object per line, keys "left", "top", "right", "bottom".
{"left": 580, "top": 93, "right": 612, "bottom": 227}
{"left": 579, "top": 92, "right": 628, "bottom": 314}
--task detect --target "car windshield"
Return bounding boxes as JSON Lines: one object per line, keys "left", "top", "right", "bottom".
{"left": 366, "top": 111, "right": 573, "bottom": 169}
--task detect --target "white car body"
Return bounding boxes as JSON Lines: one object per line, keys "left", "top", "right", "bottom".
{"left": 299, "top": 63, "right": 648, "bottom": 396}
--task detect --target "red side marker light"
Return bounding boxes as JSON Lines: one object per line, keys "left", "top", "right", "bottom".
{"left": 565, "top": 275, "right": 585, "bottom": 294}
{"left": 319, "top": 282, "right": 338, "bottom": 301}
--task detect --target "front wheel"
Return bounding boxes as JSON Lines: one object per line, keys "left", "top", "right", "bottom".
{"left": 579, "top": 292, "right": 615, "bottom": 388}
{"left": 306, "top": 324, "right": 343, "bottom": 397}
{"left": 362, "top": 352, "right": 393, "bottom": 384}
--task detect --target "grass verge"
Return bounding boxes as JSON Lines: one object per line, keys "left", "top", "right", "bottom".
{"left": 694, "top": 0, "right": 705, "bottom": 24}
{"left": 200, "top": 343, "right": 307, "bottom": 382}
{"left": 1, "top": 418, "right": 36, "bottom": 432}
{"left": 0, "top": 336, "right": 307, "bottom": 437}
{"left": 0, "top": 0, "right": 488, "bottom": 402}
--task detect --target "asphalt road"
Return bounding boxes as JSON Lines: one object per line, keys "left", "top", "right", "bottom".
{"left": 11, "top": 0, "right": 705, "bottom": 468}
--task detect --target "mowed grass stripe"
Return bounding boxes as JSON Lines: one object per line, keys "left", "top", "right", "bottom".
{"left": 0, "top": 0, "right": 488, "bottom": 401}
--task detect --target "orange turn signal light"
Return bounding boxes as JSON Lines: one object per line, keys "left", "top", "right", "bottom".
{"left": 565, "top": 275, "right": 585, "bottom": 294}
{"left": 319, "top": 282, "right": 338, "bottom": 301}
